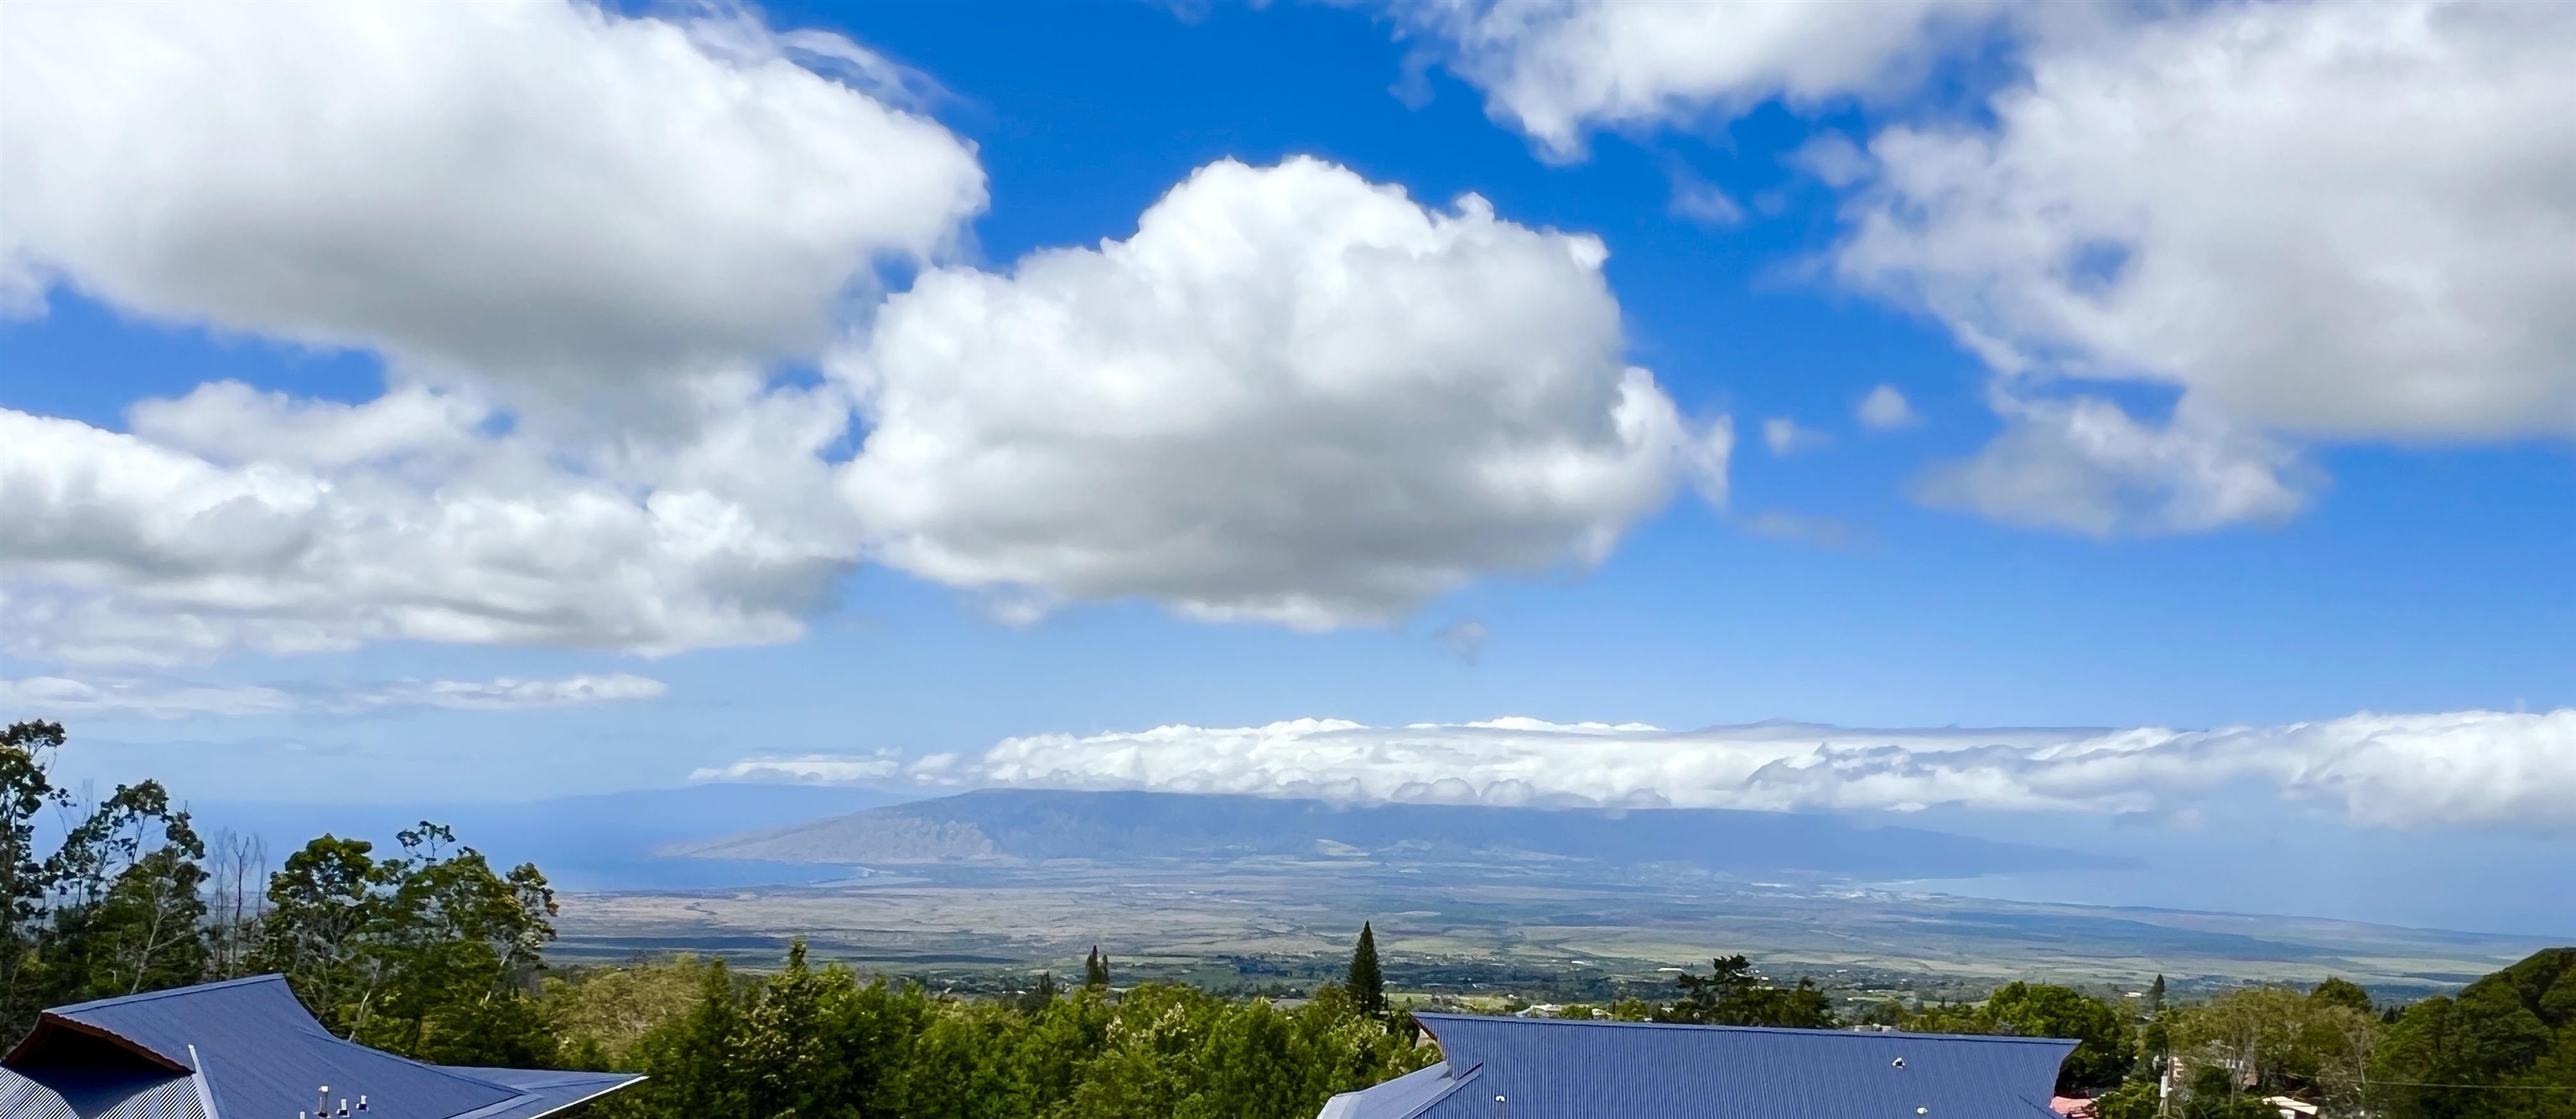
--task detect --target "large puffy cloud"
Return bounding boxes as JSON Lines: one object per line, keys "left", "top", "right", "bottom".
{"left": 4, "top": 156, "right": 1715, "bottom": 660}
{"left": 707, "top": 710, "right": 2576, "bottom": 831}
{"left": 0, "top": 1, "right": 985, "bottom": 389}
{"left": 1, "top": 1, "right": 1719, "bottom": 659}
{"left": 1835, "top": 0, "right": 2576, "bottom": 530}
{"left": 0, "top": 671, "right": 664, "bottom": 719}
{"left": 1842, "top": 0, "right": 2576, "bottom": 441}
{"left": 0, "top": 378, "right": 859, "bottom": 662}
{"left": 1396, "top": 0, "right": 2009, "bottom": 160}
{"left": 1407, "top": 0, "right": 2576, "bottom": 534}
{"left": 834, "top": 158, "right": 1722, "bottom": 628}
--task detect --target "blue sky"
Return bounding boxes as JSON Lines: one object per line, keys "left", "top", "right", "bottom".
{"left": 2, "top": 2, "right": 2569, "bottom": 932}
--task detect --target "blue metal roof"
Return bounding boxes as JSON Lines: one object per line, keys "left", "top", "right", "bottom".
{"left": 1321, "top": 1014, "right": 2074, "bottom": 1119}
{"left": 2, "top": 976, "right": 640, "bottom": 1119}
{"left": 1318, "top": 1063, "right": 1477, "bottom": 1119}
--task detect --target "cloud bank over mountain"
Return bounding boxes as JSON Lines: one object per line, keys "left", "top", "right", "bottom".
{"left": 699, "top": 709, "right": 2576, "bottom": 831}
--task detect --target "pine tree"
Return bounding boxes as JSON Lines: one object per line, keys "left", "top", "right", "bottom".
{"left": 1084, "top": 945, "right": 1109, "bottom": 989}
{"left": 2148, "top": 974, "right": 2166, "bottom": 1013}
{"left": 1348, "top": 921, "right": 1386, "bottom": 1019}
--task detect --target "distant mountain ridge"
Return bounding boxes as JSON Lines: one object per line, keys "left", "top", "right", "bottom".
{"left": 190, "top": 783, "right": 917, "bottom": 890}
{"left": 668, "top": 788, "right": 2121, "bottom": 879}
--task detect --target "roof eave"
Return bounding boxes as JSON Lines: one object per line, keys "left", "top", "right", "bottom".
{"left": 1, "top": 1013, "right": 193, "bottom": 1074}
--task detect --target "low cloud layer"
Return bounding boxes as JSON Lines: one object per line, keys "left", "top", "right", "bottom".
{"left": 0, "top": 671, "right": 664, "bottom": 719}
{"left": 700, "top": 710, "right": 2576, "bottom": 831}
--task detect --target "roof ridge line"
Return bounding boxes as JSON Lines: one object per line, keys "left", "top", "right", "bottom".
{"left": 1410, "top": 1013, "right": 2080, "bottom": 1044}
{"left": 45, "top": 973, "right": 291, "bottom": 1013}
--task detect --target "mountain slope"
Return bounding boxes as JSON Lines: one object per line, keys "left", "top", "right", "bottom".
{"left": 669, "top": 788, "right": 2118, "bottom": 879}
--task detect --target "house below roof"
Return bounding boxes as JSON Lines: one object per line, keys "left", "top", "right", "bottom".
{"left": 1320, "top": 1013, "right": 2075, "bottom": 1119}
{"left": 0, "top": 975, "right": 641, "bottom": 1119}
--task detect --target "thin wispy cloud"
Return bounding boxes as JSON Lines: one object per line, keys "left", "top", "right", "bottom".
{"left": 0, "top": 672, "right": 665, "bottom": 719}
{"left": 1762, "top": 417, "right": 1833, "bottom": 456}
{"left": 1857, "top": 385, "right": 1920, "bottom": 431}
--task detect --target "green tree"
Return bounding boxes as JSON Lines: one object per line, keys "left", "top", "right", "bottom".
{"left": 1663, "top": 955, "right": 1838, "bottom": 1028}
{"left": 737, "top": 940, "right": 861, "bottom": 1118}
{"left": 2090, "top": 1078, "right": 2162, "bottom": 1119}
{"left": 1347, "top": 922, "right": 1385, "bottom": 1019}
{"left": 359, "top": 823, "right": 560, "bottom": 1062}
{"left": 1017, "top": 970, "right": 1059, "bottom": 1014}
{"left": 547, "top": 955, "right": 718, "bottom": 1067}
{"left": 2178, "top": 1064, "right": 2277, "bottom": 1119}
{"left": 68, "top": 843, "right": 210, "bottom": 999}
{"left": 610, "top": 957, "right": 750, "bottom": 1118}
{"left": 252, "top": 822, "right": 559, "bottom": 1064}
{"left": 0, "top": 721, "right": 70, "bottom": 1039}
{"left": 2311, "top": 977, "right": 2374, "bottom": 1016}
{"left": 1085, "top": 945, "right": 1110, "bottom": 990}
{"left": 44, "top": 780, "right": 210, "bottom": 1002}
{"left": 2371, "top": 947, "right": 2576, "bottom": 1119}
{"left": 594, "top": 956, "right": 1436, "bottom": 1119}
{"left": 1982, "top": 982, "right": 2136, "bottom": 1095}
{"left": 2169, "top": 984, "right": 2380, "bottom": 1111}
{"left": 252, "top": 833, "right": 388, "bottom": 1033}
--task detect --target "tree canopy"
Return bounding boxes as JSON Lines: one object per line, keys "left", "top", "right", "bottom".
{"left": 2372, "top": 947, "right": 2576, "bottom": 1119}
{"left": 584, "top": 945, "right": 1434, "bottom": 1119}
{"left": 1656, "top": 954, "right": 1837, "bottom": 1029}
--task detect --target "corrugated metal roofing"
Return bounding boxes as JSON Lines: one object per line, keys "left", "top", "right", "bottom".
{"left": 444, "top": 1069, "right": 650, "bottom": 1119}
{"left": 0, "top": 1066, "right": 208, "bottom": 1119}
{"left": 3, "top": 976, "right": 640, "bottom": 1119}
{"left": 1324, "top": 1014, "right": 2074, "bottom": 1119}
{"left": 1318, "top": 1062, "right": 1474, "bottom": 1119}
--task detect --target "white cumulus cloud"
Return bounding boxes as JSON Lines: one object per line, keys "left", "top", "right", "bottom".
{"left": 0, "top": 671, "right": 664, "bottom": 719}
{"left": 704, "top": 710, "right": 2576, "bottom": 831}
{"left": 1836, "top": 0, "right": 2576, "bottom": 528}
{"left": 0, "top": 1, "right": 985, "bottom": 390}
{"left": 1397, "top": 0, "right": 2010, "bottom": 160}
{"left": 1913, "top": 395, "right": 2314, "bottom": 537}
{"left": 835, "top": 158, "right": 1722, "bottom": 628}
{"left": 0, "top": 378, "right": 859, "bottom": 663}
{"left": 0, "top": 6, "right": 1732, "bottom": 659}
{"left": 3, "top": 157, "right": 1722, "bottom": 659}
{"left": 1403, "top": 0, "right": 2576, "bottom": 534}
